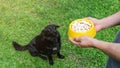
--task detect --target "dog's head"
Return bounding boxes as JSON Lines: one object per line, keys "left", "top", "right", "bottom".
{"left": 40, "top": 24, "right": 60, "bottom": 53}
{"left": 41, "top": 24, "right": 60, "bottom": 37}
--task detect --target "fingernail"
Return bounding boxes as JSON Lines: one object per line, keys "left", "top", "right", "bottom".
{"left": 74, "top": 38, "right": 80, "bottom": 42}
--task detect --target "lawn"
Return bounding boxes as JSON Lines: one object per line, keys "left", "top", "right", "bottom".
{"left": 0, "top": 0, "right": 120, "bottom": 68}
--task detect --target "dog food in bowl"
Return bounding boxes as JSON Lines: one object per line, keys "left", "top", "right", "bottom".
{"left": 71, "top": 20, "right": 92, "bottom": 32}
{"left": 68, "top": 18, "right": 96, "bottom": 40}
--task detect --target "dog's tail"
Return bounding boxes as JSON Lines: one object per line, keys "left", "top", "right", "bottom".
{"left": 12, "top": 41, "right": 28, "bottom": 51}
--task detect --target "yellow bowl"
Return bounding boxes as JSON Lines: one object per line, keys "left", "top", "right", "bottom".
{"left": 68, "top": 18, "right": 96, "bottom": 40}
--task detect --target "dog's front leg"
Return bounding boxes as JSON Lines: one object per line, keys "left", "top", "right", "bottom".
{"left": 57, "top": 52, "right": 65, "bottom": 59}
{"left": 39, "top": 54, "right": 47, "bottom": 60}
{"left": 47, "top": 55, "right": 54, "bottom": 65}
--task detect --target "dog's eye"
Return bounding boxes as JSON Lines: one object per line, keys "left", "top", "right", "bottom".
{"left": 44, "top": 30, "right": 51, "bottom": 36}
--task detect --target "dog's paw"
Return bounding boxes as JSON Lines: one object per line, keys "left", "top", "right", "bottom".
{"left": 49, "top": 61, "right": 54, "bottom": 65}
{"left": 39, "top": 55, "right": 47, "bottom": 60}
{"left": 42, "top": 57, "right": 47, "bottom": 60}
{"left": 58, "top": 55, "right": 65, "bottom": 59}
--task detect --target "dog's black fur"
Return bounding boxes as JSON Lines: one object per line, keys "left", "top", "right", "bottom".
{"left": 12, "top": 24, "right": 64, "bottom": 65}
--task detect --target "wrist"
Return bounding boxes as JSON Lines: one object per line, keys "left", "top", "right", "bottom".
{"left": 91, "top": 39, "right": 109, "bottom": 50}
{"left": 91, "top": 38, "right": 100, "bottom": 47}
{"left": 97, "top": 19, "right": 106, "bottom": 31}
{"left": 87, "top": 38, "right": 98, "bottom": 47}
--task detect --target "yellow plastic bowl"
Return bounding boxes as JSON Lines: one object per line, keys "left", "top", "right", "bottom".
{"left": 68, "top": 18, "right": 96, "bottom": 40}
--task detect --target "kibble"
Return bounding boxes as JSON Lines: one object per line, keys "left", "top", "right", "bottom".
{"left": 72, "top": 20, "right": 92, "bottom": 32}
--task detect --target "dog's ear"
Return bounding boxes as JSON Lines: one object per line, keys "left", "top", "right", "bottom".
{"left": 55, "top": 23, "right": 64, "bottom": 29}
{"left": 48, "top": 21, "right": 53, "bottom": 24}
{"left": 55, "top": 25, "right": 60, "bottom": 29}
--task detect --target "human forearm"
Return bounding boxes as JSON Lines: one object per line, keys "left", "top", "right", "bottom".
{"left": 92, "top": 39, "right": 120, "bottom": 61}
{"left": 99, "top": 11, "right": 120, "bottom": 30}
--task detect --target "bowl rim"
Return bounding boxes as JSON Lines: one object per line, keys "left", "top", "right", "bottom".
{"left": 69, "top": 18, "right": 95, "bottom": 33}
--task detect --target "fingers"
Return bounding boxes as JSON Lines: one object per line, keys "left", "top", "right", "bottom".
{"left": 86, "top": 17, "right": 101, "bottom": 32}
{"left": 73, "top": 38, "right": 81, "bottom": 42}
{"left": 87, "top": 17, "right": 98, "bottom": 22}
{"left": 87, "top": 17, "right": 93, "bottom": 20}
{"left": 70, "top": 39, "right": 80, "bottom": 45}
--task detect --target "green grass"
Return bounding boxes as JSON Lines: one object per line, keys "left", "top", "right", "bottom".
{"left": 0, "top": 0, "right": 120, "bottom": 68}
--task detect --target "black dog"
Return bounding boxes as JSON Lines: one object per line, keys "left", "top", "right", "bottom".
{"left": 12, "top": 24, "right": 64, "bottom": 65}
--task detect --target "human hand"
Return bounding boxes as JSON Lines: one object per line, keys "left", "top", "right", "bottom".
{"left": 87, "top": 17, "right": 103, "bottom": 32}
{"left": 70, "top": 36, "right": 96, "bottom": 48}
